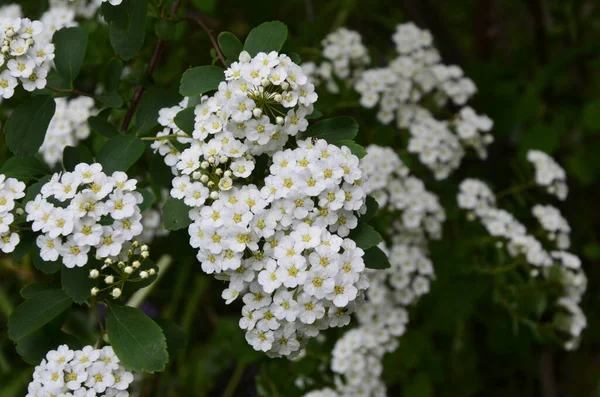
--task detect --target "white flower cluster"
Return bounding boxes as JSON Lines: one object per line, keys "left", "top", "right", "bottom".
{"left": 154, "top": 51, "right": 370, "bottom": 357}
{"left": 27, "top": 345, "right": 134, "bottom": 397}
{"left": 532, "top": 204, "right": 571, "bottom": 250}
{"left": 0, "top": 174, "right": 25, "bottom": 253}
{"left": 302, "top": 27, "right": 370, "bottom": 93}
{"left": 40, "top": 97, "right": 96, "bottom": 167}
{"left": 38, "top": 6, "right": 77, "bottom": 43}
{"left": 361, "top": 145, "right": 445, "bottom": 238}
{"left": 25, "top": 163, "right": 144, "bottom": 268}
{"left": 457, "top": 178, "right": 586, "bottom": 349}
{"left": 0, "top": 15, "right": 54, "bottom": 98}
{"left": 454, "top": 106, "right": 494, "bottom": 159}
{"left": 51, "top": 0, "right": 103, "bottom": 19}
{"left": 527, "top": 150, "right": 568, "bottom": 200}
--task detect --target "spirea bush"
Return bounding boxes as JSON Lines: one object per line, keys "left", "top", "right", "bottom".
{"left": 0, "top": 1, "right": 593, "bottom": 396}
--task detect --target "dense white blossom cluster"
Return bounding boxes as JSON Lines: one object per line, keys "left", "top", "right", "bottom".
{"left": 302, "top": 27, "right": 370, "bottom": 93}
{"left": 0, "top": 14, "right": 54, "bottom": 98}
{"left": 154, "top": 51, "right": 369, "bottom": 357}
{"left": 27, "top": 345, "right": 134, "bottom": 397}
{"left": 0, "top": 174, "right": 25, "bottom": 253}
{"left": 527, "top": 150, "right": 568, "bottom": 200}
{"left": 40, "top": 97, "right": 96, "bottom": 167}
{"left": 25, "top": 163, "right": 144, "bottom": 268}
{"left": 457, "top": 178, "right": 586, "bottom": 349}
{"left": 51, "top": 0, "right": 103, "bottom": 19}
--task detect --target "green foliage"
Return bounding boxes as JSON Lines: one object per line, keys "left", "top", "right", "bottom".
{"left": 350, "top": 222, "right": 383, "bottom": 250}
{"left": 136, "top": 88, "right": 181, "bottom": 133}
{"left": 96, "top": 133, "right": 146, "bottom": 173}
{"left": 174, "top": 107, "right": 195, "bottom": 134}
{"left": 179, "top": 66, "right": 225, "bottom": 97}
{"left": 106, "top": 0, "right": 148, "bottom": 60}
{"left": 53, "top": 27, "right": 89, "bottom": 84}
{"left": 106, "top": 304, "right": 169, "bottom": 373}
{"left": 162, "top": 197, "right": 192, "bottom": 231}
{"left": 363, "top": 246, "right": 391, "bottom": 270}
{"left": 218, "top": 32, "right": 243, "bottom": 62}
{"left": 88, "top": 115, "right": 119, "bottom": 138}
{"left": 0, "top": 156, "right": 48, "bottom": 181}
{"left": 61, "top": 265, "right": 97, "bottom": 304}
{"left": 304, "top": 116, "right": 359, "bottom": 143}
{"left": 243, "top": 21, "right": 288, "bottom": 56}
{"left": 63, "top": 146, "right": 94, "bottom": 171}
{"left": 4, "top": 96, "right": 56, "bottom": 156}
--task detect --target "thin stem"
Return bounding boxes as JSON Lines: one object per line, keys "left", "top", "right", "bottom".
{"left": 178, "top": 12, "right": 226, "bottom": 67}
{"left": 473, "top": 261, "right": 523, "bottom": 275}
{"left": 47, "top": 86, "right": 95, "bottom": 99}
{"left": 121, "top": 0, "right": 183, "bottom": 133}
{"left": 221, "top": 363, "right": 246, "bottom": 397}
{"left": 140, "top": 134, "right": 190, "bottom": 141}
{"left": 495, "top": 182, "right": 536, "bottom": 199}
{"left": 335, "top": 100, "right": 361, "bottom": 110}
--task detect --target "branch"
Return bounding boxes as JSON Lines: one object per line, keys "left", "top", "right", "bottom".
{"left": 539, "top": 349, "right": 558, "bottom": 397}
{"left": 120, "top": 0, "right": 183, "bottom": 133}
{"left": 179, "top": 11, "right": 227, "bottom": 67}
{"left": 47, "top": 86, "right": 96, "bottom": 99}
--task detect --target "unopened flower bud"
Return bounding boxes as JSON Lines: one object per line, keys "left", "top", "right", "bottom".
{"left": 132, "top": 261, "right": 141, "bottom": 269}
{"left": 239, "top": 51, "right": 251, "bottom": 63}
{"left": 200, "top": 175, "right": 209, "bottom": 183}
{"left": 219, "top": 155, "right": 228, "bottom": 163}
{"left": 141, "top": 245, "right": 149, "bottom": 252}
{"left": 104, "top": 258, "right": 113, "bottom": 266}
{"left": 148, "top": 269, "right": 157, "bottom": 276}
{"left": 124, "top": 266, "right": 133, "bottom": 274}
{"left": 466, "top": 212, "right": 476, "bottom": 221}
{"left": 15, "top": 208, "right": 24, "bottom": 215}
{"left": 281, "top": 81, "right": 290, "bottom": 90}
{"left": 210, "top": 191, "right": 219, "bottom": 200}
{"left": 91, "top": 287, "right": 99, "bottom": 296}
{"left": 111, "top": 288, "right": 122, "bottom": 299}
{"left": 131, "top": 241, "right": 139, "bottom": 249}
{"left": 6, "top": 29, "right": 14, "bottom": 38}
{"left": 274, "top": 94, "right": 282, "bottom": 103}
{"left": 224, "top": 170, "right": 232, "bottom": 178}
{"left": 261, "top": 78, "right": 270, "bottom": 87}
{"left": 276, "top": 116, "right": 284, "bottom": 125}
{"left": 118, "top": 261, "right": 125, "bottom": 268}
{"left": 201, "top": 161, "right": 210, "bottom": 169}
{"left": 208, "top": 156, "right": 216, "bottom": 164}
{"left": 207, "top": 181, "right": 215, "bottom": 188}
{"left": 252, "top": 108, "right": 263, "bottom": 118}
{"left": 141, "top": 251, "right": 149, "bottom": 259}
{"left": 140, "top": 271, "right": 149, "bottom": 279}
{"left": 192, "top": 171, "right": 202, "bottom": 180}
{"left": 105, "top": 275, "right": 114, "bottom": 284}
{"left": 89, "top": 269, "right": 99, "bottom": 279}
{"left": 26, "top": 38, "right": 34, "bottom": 46}
{"left": 215, "top": 168, "right": 223, "bottom": 176}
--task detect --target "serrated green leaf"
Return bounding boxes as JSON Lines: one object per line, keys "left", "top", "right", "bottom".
{"left": 363, "top": 246, "right": 391, "bottom": 270}
{"left": 304, "top": 116, "right": 358, "bottom": 144}
{"left": 338, "top": 140, "right": 366, "bottom": 158}
{"left": 89, "top": 116, "right": 119, "bottom": 138}
{"left": 107, "top": 0, "right": 148, "bottom": 61}
{"left": 162, "top": 197, "right": 192, "bottom": 231}
{"left": 106, "top": 304, "right": 168, "bottom": 373}
{"left": 8, "top": 289, "right": 73, "bottom": 342}
{"left": 53, "top": 27, "right": 88, "bottom": 83}
{"left": 61, "top": 264, "right": 96, "bottom": 304}
{"left": 136, "top": 88, "right": 180, "bottom": 133}
{"left": 243, "top": 21, "right": 288, "bottom": 56}
{"left": 179, "top": 66, "right": 224, "bottom": 97}
{"left": 97, "top": 134, "right": 146, "bottom": 174}
{"left": 218, "top": 31, "right": 243, "bottom": 62}
{"left": 174, "top": 107, "right": 195, "bottom": 135}
{"left": 350, "top": 222, "right": 382, "bottom": 250}
{"left": 0, "top": 156, "right": 48, "bottom": 181}
{"left": 4, "top": 95, "right": 56, "bottom": 156}
{"left": 63, "top": 146, "right": 94, "bottom": 171}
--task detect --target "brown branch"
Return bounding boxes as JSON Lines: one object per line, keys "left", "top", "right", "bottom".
{"left": 120, "top": 0, "right": 183, "bottom": 133}
{"left": 539, "top": 349, "right": 558, "bottom": 397}
{"left": 180, "top": 11, "right": 227, "bottom": 67}
{"left": 47, "top": 86, "right": 96, "bottom": 99}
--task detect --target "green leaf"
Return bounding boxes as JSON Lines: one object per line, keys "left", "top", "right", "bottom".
{"left": 162, "top": 197, "right": 192, "bottom": 231}
{"left": 0, "top": 156, "right": 48, "bottom": 181}
{"left": 11, "top": 232, "right": 34, "bottom": 264}
{"left": 218, "top": 31, "right": 243, "bottom": 62}
{"left": 101, "top": 2, "right": 129, "bottom": 29}
{"left": 155, "top": 19, "right": 176, "bottom": 41}
{"left": 139, "top": 188, "right": 156, "bottom": 212}
{"left": 97, "top": 134, "right": 146, "bottom": 174}
{"left": 305, "top": 109, "right": 323, "bottom": 120}
{"left": 174, "top": 107, "right": 195, "bottom": 135}
{"left": 53, "top": 27, "right": 88, "bottom": 83}
{"left": 363, "top": 246, "right": 391, "bottom": 270}
{"left": 61, "top": 264, "right": 96, "bottom": 304}
{"left": 97, "top": 92, "right": 123, "bottom": 108}
{"left": 154, "top": 318, "right": 187, "bottom": 357}
{"left": 105, "top": 58, "right": 124, "bottom": 93}
{"left": 107, "top": 0, "right": 148, "bottom": 61}
{"left": 304, "top": 116, "right": 359, "bottom": 144}
{"left": 338, "top": 140, "right": 367, "bottom": 158}
{"left": 16, "top": 326, "right": 81, "bottom": 365}
{"left": 363, "top": 196, "right": 379, "bottom": 221}
{"left": 89, "top": 116, "right": 119, "bottom": 138}
{"left": 8, "top": 289, "right": 73, "bottom": 342}
{"left": 20, "top": 282, "right": 56, "bottom": 299}
{"left": 32, "top": 249, "right": 62, "bottom": 274}
{"left": 136, "top": 88, "right": 181, "bottom": 133}
{"left": 179, "top": 66, "right": 224, "bottom": 97}
{"left": 243, "top": 21, "right": 288, "bottom": 56}
{"left": 349, "top": 222, "right": 382, "bottom": 250}
{"left": 63, "top": 146, "right": 94, "bottom": 171}
{"left": 106, "top": 304, "right": 168, "bottom": 373}
{"left": 4, "top": 95, "right": 56, "bottom": 156}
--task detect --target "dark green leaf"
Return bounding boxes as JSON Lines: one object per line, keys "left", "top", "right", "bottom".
{"left": 218, "top": 31, "right": 243, "bottom": 61}
{"left": 53, "top": 27, "right": 88, "bottom": 83}
{"left": 155, "top": 19, "right": 176, "bottom": 40}
{"left": 89, "top": 116, "right": 119, "bottom": 138}
{"left": 174, "top": 107, "right": 195, "bottom": 135}
{"left": 304, "top": 116, "right": 358, "bottom": 144}
{"left": 97, "top": 134, "right": 146, "bottom": 173}
{"left": 179, "top": 66, "right": 224, "bottom": 97}
{"left": 363, "top": 246, "right": 391, "bottom": 270}
{"left": 349, "top": 222, "right": 382, "bottom": 250}
{"left": 8, "top": 289, "right": 73, "bottom": 342}
{"left": 11, "top": 232, "right": 35, "bottom": 264}
{"left": 107, "top": 0, "right": 148, "bottom": 60}
{"left": 162, "top": 197, "right": 192, "bottom": 231}
{"left": 338, "top": 140, "right": 367, "bottom": 158}
{"left": 154, "top": 318, "right": 187, "bottom": 356}
{"left": 363, "top": 196, "right": 379, "bottom": 221}
{"left": 243, "top": 21, "right": 288, "bottom": 56}
{"left": 24, "top": 175, "right": 51, "bottom": 204}
{"left": 139, "top": 188, "right": 156, "bottom": 212}
{"left": 105, "top": 58, "right": 124, "bottom": 93}
{"left": 0, "top": 156, "right": 48, "bottom": 181}
{"left": 4, "top": 95, "right": 56, "bottom": 156}
{"left": 97, "top": 92, "right": 123, "bottom": 108}
{"left": 32, "top": 249, "right": 62, "bottom": 274}
{"left": 106, "top": 304, "right": 168, "bottom": 373}
{"left": 61, "top": 264, "right": 96, "bottom": 304}
{"left": 305, "top": 109, "right": 322, "bottom": 120}
{"left": 101, "top": 2, "right": 129, "bottom": 29}
{"left": 136, "top": 88, "right": 180, "bottom": 133}
{"left": 63, "top": 146, "right": 94, "bottom": 171}
{"left": 17, "top": 327, "right": 81, "bottom": 365}
{"left": 20, "top": 282, "right": 57, "bottom": 299}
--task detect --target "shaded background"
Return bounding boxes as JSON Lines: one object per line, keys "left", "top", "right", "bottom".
{"left": 1, "top": 0, "right": 600, "bottom": 396}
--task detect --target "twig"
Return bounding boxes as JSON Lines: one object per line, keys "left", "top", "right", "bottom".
{"left": 120, "top": 0, "right": 183, "bottom": 133}
{"left": 539, "top": 348, "right": 558, "bottom": 397}
{"left": 47, "top": 86, "right": 95, "bottom": 99}
{"left": 221, "top": 363, "right": 246, "bottom": 397}
{"left": 179, "top": 12, "right": 226, "bottom": 67}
